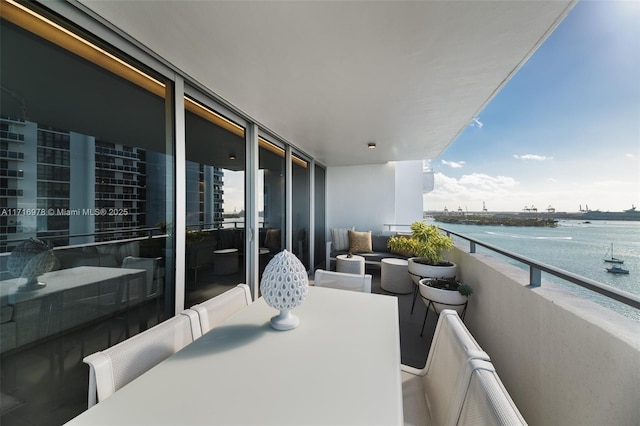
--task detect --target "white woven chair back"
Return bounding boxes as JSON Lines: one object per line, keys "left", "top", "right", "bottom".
{"left": 313, "top": 269, "right": 372, "bottom": 293}
{"left": 456, "top": 359, "right": 528, "bottom": 425}
{"left": 83, "top": 310, "right": 201, "bottom": 407}
{"left": 191, "top": 284, "right": 252, "bottom": 334}
{"left": 422, "top": 310, "right": 490, "bottom": 425}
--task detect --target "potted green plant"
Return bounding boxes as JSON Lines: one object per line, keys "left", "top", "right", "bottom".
{"left": 418, "top": 277, "right": 472, "bottom": 317}
{"left": 186, "top": 228, "right": 208, "bottom": 244}
{"left": 387, "top": 221, "right": 457, "bottom": 283}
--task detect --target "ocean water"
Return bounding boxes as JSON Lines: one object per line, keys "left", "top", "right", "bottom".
{"left": 430, "top": 219, "right": 640, "bottom": 321}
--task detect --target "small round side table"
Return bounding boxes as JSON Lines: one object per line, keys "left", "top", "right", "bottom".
{"left": 381, "top": 258, "right": 413, "bottom": 294}
{"left": 213, "top": 248, "right": 239, "bottom": 275}
{"left": 336, "top": 254, "right": 365, "bottom": 274}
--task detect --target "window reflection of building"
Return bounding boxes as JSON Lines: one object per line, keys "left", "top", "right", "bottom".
{"left": 0, "top": 118, "right": 153, "bottom": 251}
{"left": 185, "top": 161, "right": 226, "bottom": 229}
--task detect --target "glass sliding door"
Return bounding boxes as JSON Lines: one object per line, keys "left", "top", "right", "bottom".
{"left": 258, "top": 138, "right": 285, "bottom": 277}
{"left": 314, "top": 164, "right": 326, "bottom": 270}
{"left": 292, "top": 153, "right": 310, "bottom": 270}
{"left": 184, "top": 96, "right": 246, "bottom": 306}
{"left": 0, "top": 5, "right": 174, "bottom": 424}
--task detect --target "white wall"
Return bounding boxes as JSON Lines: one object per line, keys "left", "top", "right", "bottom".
{"left": 448, "top": 245, "right": 640, "bottom": 426}
{"left": 326, "top": 161, "right": 423, "bottom": 236}
{"left": 327, "top": 163, "right": 395, "bottom": 234}
{"left": 394, "top": 160, "right": 424, "bottom": 226}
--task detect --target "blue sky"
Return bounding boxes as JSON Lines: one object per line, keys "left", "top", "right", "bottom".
{"left": 424, "top": 0, "right": 639, "bottom": 213}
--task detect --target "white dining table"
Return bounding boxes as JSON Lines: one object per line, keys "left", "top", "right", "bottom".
{"left": 65, "top": 286, "right": 404, "bottom": 425}
{"left": 0, "top": 266, "right": 146, "bottom": 304}
{"left": 1, "top": 266, "right": 146, "bottom": 352}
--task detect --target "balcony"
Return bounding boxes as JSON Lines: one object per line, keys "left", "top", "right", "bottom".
{"left": 0, "top": 150, "right": 24, "bottom": 161}
{"left": 0, "top": 131, "right": 25, "bottom": 143}
{"left": 3, "top": 0, "right": 632, "bottom": 424}
{"left": 0, "top": 189, "right": 23, "bottom": 197}
{"left": 0, "top": 169, "right": 24, "bottom": 178}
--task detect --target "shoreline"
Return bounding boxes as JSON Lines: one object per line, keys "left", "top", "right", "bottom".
{"left": 432, "top": 214, "right": 558, "bottom": 227}
{"left": 426, "top": 211, "right": 640, "bottom": 223}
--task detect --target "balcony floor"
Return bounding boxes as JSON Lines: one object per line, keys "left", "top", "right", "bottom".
{"left": 368, "top": 266, "right": 435, "bottom": 368}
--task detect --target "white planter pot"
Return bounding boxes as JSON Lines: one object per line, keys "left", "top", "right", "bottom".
{"left": 418, "top": 278, "right": 468, "bottom": 317}
{"left": 408, "top": 257, "right": 457, "bottom": 285}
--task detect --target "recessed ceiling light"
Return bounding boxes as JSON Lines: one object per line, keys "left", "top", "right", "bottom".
{"left": 368, "top": 142, "right": 376, "bottom": 149}
{"left": 229, "top": 154, "right": 236, "bottom": 160}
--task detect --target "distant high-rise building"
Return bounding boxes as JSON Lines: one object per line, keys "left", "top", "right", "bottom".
{"left": 186, "top": 160, "right": 225, "bottom": 230}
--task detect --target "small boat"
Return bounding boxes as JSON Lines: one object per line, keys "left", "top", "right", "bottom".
{"left": 603, "top": 243, "right": 624, "bottom": 264}
{"left": 606, "top": 265, "right": 629, "bottom": 275}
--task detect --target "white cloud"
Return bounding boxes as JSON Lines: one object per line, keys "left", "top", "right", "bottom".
{"left": 458, "top": 173, "right": 518, "bottom": 191}
{"left": 513, "top": 154, "right": 554, "bottom": 161}
{"left": 424, "top": 170, "right": 638, "bottom": 212}
{"left": 469, "top": 117, "right": 483, "bottom": 128}
{"left": 441, "top": 160, "right": 466, "bottom": 168}
{"left": 625, "top": 153, "right": 635, "bottom": 159}
{"left": 424, "top": 172, "right": 520, "bottom": 211}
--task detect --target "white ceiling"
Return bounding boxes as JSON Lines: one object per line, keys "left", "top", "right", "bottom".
{"left": 77, "top": 0, "right": 575, "bottom": 167}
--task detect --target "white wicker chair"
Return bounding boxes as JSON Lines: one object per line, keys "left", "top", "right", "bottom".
{"left": 456, "top": 359, "right": 528, "bottom": 425}
{"left": 400, "top": 310, "right": 490, "bottom": 426}
{"left": 190, "top": 284, "right": 252, "bottom": 334}
{"left": 313, "top": 269, "right": 372, "bottom": 293}
{"left": 83, "top": 309, "right": 201, "bottom": 407}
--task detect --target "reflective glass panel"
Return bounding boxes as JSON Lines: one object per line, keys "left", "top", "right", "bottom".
{"left": 1, "top": 10, "right": 173, "bottom": 425}
{"left": 258, "top": 139, "right": 285, "bottom": 277}
{"left": 314, "top": 164, "right": 326, "bottom": 270}
{"left": 184, "top": 97, "right": 246, "bottom": 306}
{"left": 292, "top": 154, "right": 310, "bottom": 269}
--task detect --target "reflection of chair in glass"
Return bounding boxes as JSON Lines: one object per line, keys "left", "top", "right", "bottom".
{"left": 190, "top": 284, "right": 252, "bottom": 334}
{"left": 313, "top": 269, "right": 372, "bottom": 293}
{"left": 263, "top": 228, "right": 281, "bottom": 253}
{"left": 83, "top": 310, "right": 202, "bottom": 407}
{"left": 293, "top": 228, "right": 306, "bottom": 261}
{"left": 121, "top": 256, "right": 163, "bottom": 323}
{"left": 121, "top": 256, "right": 163, "bottom": 301}
{"left": 74, "top": 275, "right": 136, "bottom": 354}
{"left": 186, "top": 238, "right": 217, "bottom": 283}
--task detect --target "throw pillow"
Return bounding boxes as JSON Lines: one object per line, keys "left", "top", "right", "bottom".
{"left": 331, "top": 227, "right": 352, "bottom": 251}
{"left": 348, "top": 230, "right": 372, "bottom": 253}
{"left": 371, "top": 235, "right": 390, "bottom": 252}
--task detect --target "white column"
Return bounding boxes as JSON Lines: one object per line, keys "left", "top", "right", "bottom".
{"left": 246, "top": 123, "right": 259, "bottom": 300}
{"left": 173, "top": 76, "right": 186, "bottom": 314}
